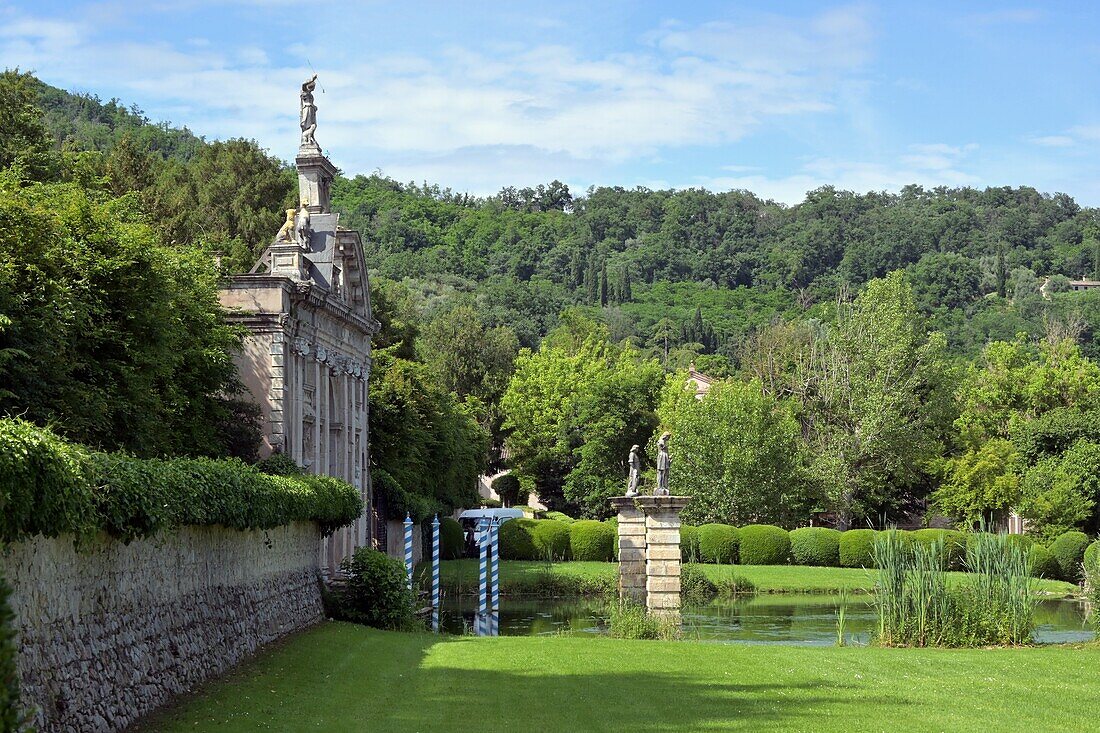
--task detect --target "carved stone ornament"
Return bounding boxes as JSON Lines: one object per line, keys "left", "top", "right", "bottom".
{"left": 292, "top": 337, "right": 311, "bottom": 356}
{"left": 314, "top": 346, "right": 328, "bottom": 363}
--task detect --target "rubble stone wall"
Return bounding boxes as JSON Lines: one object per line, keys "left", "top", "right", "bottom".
{"left": 2, "top": 522, "right": 324, "bottom": 733}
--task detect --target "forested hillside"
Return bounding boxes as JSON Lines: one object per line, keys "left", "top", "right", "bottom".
{"left": 6, "top": 71, "right": 1100, "bottom": 533}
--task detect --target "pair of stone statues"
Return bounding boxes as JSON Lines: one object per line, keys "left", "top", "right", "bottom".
{"left": 625, "top": 432, "right": 670, "bottom": 497}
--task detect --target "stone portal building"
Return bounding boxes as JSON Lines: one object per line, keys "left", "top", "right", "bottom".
{"left": 219, "top": 84, "right": 379, "bottom": 572}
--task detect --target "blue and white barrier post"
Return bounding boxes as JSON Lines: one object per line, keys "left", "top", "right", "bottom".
{"left": 477, "top": 517, "right": 489, "bottom": 636}
{"left": 490, "top": 520, "right": 500, "bottom": 636}
{"left": 403, "top": 514, "right": 414, "bottom": 591}
{"left": 431, "top": 514, "right": 441, "bottom": 633}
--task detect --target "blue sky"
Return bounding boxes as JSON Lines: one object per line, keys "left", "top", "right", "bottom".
{"left": 3, "top": 1, "right": 1100, "bottom": 204}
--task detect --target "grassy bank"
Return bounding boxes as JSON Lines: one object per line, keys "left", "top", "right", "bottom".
{"left": 143, "top": 622, "right": 1100, "bottom": 732}
{"left": 429, "top": 560, "right": 1079, "bottom": 598}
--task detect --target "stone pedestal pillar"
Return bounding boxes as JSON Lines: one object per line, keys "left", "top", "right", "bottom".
{"left": 610, "top": 498, "right": 646, "bottom": 604}
{"left": 611, "top": 496, "right": 690, "bottom": 621}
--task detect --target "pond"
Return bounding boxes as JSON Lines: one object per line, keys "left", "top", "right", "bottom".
{"left": 439, "top": 594, "right": 1095, "bottom": 645}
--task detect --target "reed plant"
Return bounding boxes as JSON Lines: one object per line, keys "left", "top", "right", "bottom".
{"left": 873, "top": 530, "right": 1036, "bottom": 647}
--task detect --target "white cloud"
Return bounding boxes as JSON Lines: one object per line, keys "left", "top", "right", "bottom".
{"left": 1030, "top": 135, "right": 1075, "bottom": 147}
{"left": 0, "top": 4, "right": 876, "bottom": 186}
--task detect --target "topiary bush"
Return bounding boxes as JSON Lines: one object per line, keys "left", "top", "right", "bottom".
{"left": 1028, "top": 544, "right": 1060, "bottom": 579}
{"left": 840, "top": 529, "right": 876, "bottom": 568}
{"left": 332, "top": 548, "right": 416, "bottom": 630}
{"left": 544, "top": 511, "right": 574, "bottom": 524}
{"left": 499, "top": 518, "right": 538, "bottom": 560}
{"left": 696, "top": 524, "right": 739, "bottom": 564}
{"left": 738, "top": 524, "right": 791, "bottom": 565}
{"left": 491, "top": 474, "right": 523, "bottom": 507}
{"left": 1084, "top": 540, "right": 1100, "bottom": 575}
{"left": 532, "top": 519, "right": 571, "bottom": 560}
{"left": 912, "top": 528, "right": 967, "bottom": 571}
{"left": 439, "top": 517, "right": 464, "bottom": 560}
{"left": 569, "top": 520, "right": 615, "bottom": 561}
{"left": 1048, "top": 530, "right": 1091, "bottom": 583}
{"left": 680, "top": 525, "right": 701, "bottom": 561}
{"left": 789, "top": 527, "right": 841, "bottom": 567}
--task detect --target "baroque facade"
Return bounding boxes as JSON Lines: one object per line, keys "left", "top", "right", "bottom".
{"left": 219, "top": 81, "right": 379, "bottom": 571}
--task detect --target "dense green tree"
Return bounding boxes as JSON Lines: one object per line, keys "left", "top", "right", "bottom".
{"left": 929, "top": 439, "right": 1021, "bottom": 527}
{"left": 0, "top": 70, "right": 56, "bottom": 181}
{"left": 656, "top": 376, "right": 816, "bottom": 525}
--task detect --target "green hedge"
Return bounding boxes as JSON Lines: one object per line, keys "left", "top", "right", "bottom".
{"left": 912, "top": 529, "right": 967, "bottom": 571}
{"left": 697, "top": 524, "right": 739, "bottom": 564}
{"left": 1028, "top": 544, "right": 1060, "bottom": 579}
{"left": 1085, "top": 540, "right": 1100, "bottom": 574}
{"left": 738, "top": 524, "right": 790, "bottom": 565}
{"left": 532, "top": 520, "right": 571, "bottom": 561}
{"left": 1049, "top": 531, "right": 1091, "bottom": 583}
{"left": 499, "top": 518, "right": 539, "bottom": 560}
{"left": 440, "top": 517, "right": 464, "bottom": 560}
{"left": 544, "top": 511, "right": 574, "bottom": 524}
{"left": 789, "top": 527, "right": 840, "bottom": 567}
{"left": 0, "top": 419, "right": 362, "bottom": 545}
{"left": 331, "top": 548, "right": 416, "bottom": 630}
{"left": 569, "top": 520, "right": 615, "bottom": 562}
{"left": 680, "top": 525, "right": 700, "bottom": 560}
{"left": 840, "top": 529, "right": 876, "bottom": 568}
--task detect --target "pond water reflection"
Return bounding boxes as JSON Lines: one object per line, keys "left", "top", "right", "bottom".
{"left": 439, "top": 594, "right": 1095, "bottom": 645}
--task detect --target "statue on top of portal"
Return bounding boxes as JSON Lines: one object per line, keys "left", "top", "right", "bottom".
{"left": 300, "top": 74, "right": 319, "bottom": 149}
{"left": 625, "top": 445, "right": 642, "bottom": 497}
{"left": 654, "top": 432, "right": 671, "bottom": 496}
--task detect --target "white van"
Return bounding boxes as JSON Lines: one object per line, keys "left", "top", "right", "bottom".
{"left": 457, "top": 508, "right": 524, "bottom": 556}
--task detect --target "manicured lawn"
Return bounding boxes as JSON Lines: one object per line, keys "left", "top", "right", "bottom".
{"left": 431, "top": 559, "right": 1079, "bottom": 597}
{"left": 143, "top": 622, "right": 1100, "bottom": 732}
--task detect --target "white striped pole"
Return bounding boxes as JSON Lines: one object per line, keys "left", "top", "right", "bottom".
{"left": 490, "top": 520, "right": 500, "bottom": 636}
{"left": 477, "top": 517, "right": 488, "bottom": 636}
{"left": 403, "top": 514, "right": 414, "bottom": 591}
{"left": 431, "top": 514, "right": 441, "bottom": 633}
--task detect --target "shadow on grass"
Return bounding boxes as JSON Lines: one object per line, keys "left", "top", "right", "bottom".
{"left": 139, "top": 623, "right": 900, "bottom": 733}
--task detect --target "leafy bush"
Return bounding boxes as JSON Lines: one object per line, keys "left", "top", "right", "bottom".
{"left": 477, "top": 497, "right": 503, "bottom": 508}
{"left": 0, "top": 419, "right": 362, "bottom": 544}
{"left": 499, "top": 518, "right": 539, "bottom": 560}
{"left": 1028, "top": 544, "right": 1059, "bottom": 579}
{"left": 439, "top": 517, "right": 464, "bottom": 560}
{"left": 1084, "top": 540, "right": 1100, "bottom": 574}
{"left": 680, "top": 524, "right": 700, "bottom": 561}
{"left": 569, "top": 520, "right": 615, "bottom": 561}
{"left": 696, "top": 523, "right": 738, "bottom": 564}
{"left": 680, "top": 563, "right": 718, "bottom": 604}
{"left": 912, "top": 529, "right": 967, "bottom": 571}
{"left": 331, "top": 548, "right": 417, "bottom": 630}
{"left": 532, "top": 520, "right": 571, "bottom": 560}
{"left": 544, "top": 511, "right": 574, "bottom": 524}
{"left": 1048, "top": 530, "right": 1091, "bottom": 582}
{"left": 491, "top": 474, "right": 523, "bottom": 507}
{"left": 0, "top": 573, "right": 28, "bottom": 730}
{"left": 738, "top": 524, "right": 791, "bottom": 565}
{"left": 254, "top": 452, "right": 302, "bottom": 476}
{"left": 840, "top": 529, "right": 876, "bottom": 568}
{"left": 789, "top": 527, "right": 841, "bottom": 567}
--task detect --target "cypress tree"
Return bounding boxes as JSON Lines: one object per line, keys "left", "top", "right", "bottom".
{"left": 599, "top": 262, "right": 608, "bottom": 307}
{"left": 622, "top": 268, "right": 632, "bottom": 301}
{"left": 996, "top": 243, "right": 1007, "bottom": 299}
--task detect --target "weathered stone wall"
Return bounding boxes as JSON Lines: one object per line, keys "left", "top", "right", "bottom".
{"left": 2, "top": 523, "right": 324, "bottom": 733}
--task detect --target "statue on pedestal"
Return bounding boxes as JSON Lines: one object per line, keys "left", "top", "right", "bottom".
{"left": 275, "top": 208, "right": 297, "bottom": 242}
{"left": 625, "top": 444, "right": 642, "bottom": 497}
{"left": 654, "top": 432, "right": 671, "bottom": 496}
{"left": 300, "top": 74, "right": 319, "bottom": 149}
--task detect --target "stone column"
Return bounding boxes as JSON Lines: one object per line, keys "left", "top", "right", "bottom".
{"left": 610, "top": 498, "right": 646, "bottom": 604}
{"left": 610, "top": 496, "right": 690, "bottom": 621}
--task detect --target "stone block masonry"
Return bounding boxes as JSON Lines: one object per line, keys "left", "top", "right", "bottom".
{"left": 611, "top": 496, "right": 690, "bottom": 621}
{"left": 2, "top": 523, "right": 324, "bottom": 733}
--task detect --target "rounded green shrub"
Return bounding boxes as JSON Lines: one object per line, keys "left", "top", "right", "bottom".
{"left": 439, "top": 517, "right": 464, "bottom": 560}
{"left": 569, "top": 520, "right": 615, "bottom": 561}
{"left": 697, "top": 524, "right": 739, "bottom": 564}
{"left": 738, "top": 524, "right": 791, "bottom": 565}
{"left": 1028, "top": 544, "right": 1059, "bottom": 579}
{"left": 840, "top": 529, "right": 876, "bottom": 568}
{"left": 1049, "top": 530, "right": 1091, "bottom": 582}
{"left": 912, "top": 528, "right": 967, "bottom": 571}
{"left": 544, "top": 511, "right": 574, "bottom": 524}
{"left": 334, "top": 548, "right": 416, "bottom": 630}
{"left": 499, "top": 518, "right": 538, "bottom": 560}
{"left": 531, "top": 519, "right": 571, "bottom": 560}
{"left": 491, "top": 474, "right": 523, "bottom": 507}
{"left": 680, "top": 525, "right": 701, "bottom": 561}
{"left": 1084, "top": 540, "right": 1100, "bottom": 574}
{"left": 789, "top": 527, "right": 841, "bottom": 567}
